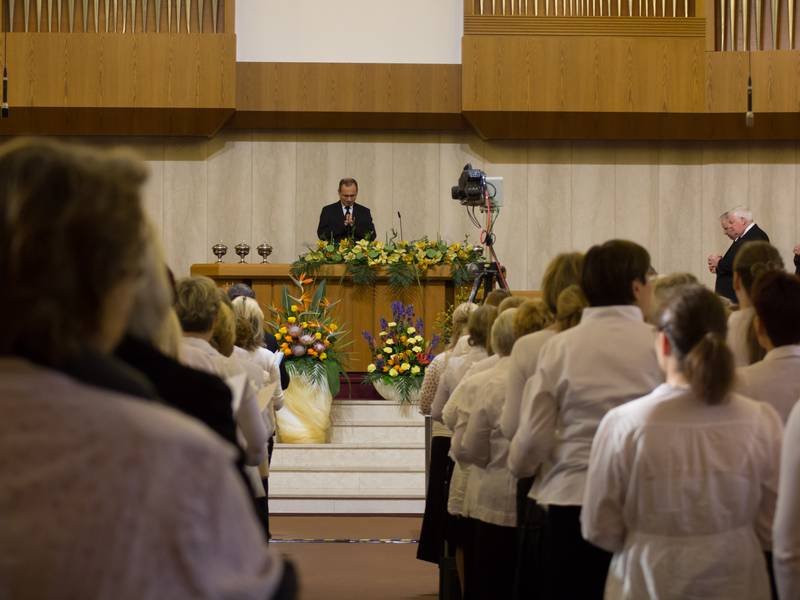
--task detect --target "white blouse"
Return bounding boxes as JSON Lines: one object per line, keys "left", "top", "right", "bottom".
{"left": 430, "top": 344, "right": 488, "bottom": 424}
{"left": 453, "top": 358, "right": 518, "bottom": 527}
{"left": 774, "top": 400, "right": 800, "bottom": 600}
{"left": 442, "top": 358, "right": 503, "bottom": 519}
{"left": 728, "top": 307, "right": 756, "bottom": 367}
{"left": 500, "top": 328, "right": 557, "bottom": 440}
{"left": 583, "top": 384, "right": 782, "bottom": 600}
{"left": 736, "top": 345, "right": 800, "bottom": 423}
{"left": 508, "top": 305, "right": 662, "bottom": 506}
{"left": 179, "top": 337, "right": 268, "bottom": 466}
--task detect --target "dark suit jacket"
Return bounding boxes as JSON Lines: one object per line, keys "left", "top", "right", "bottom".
{"left": 715, "top": 223, "right": 770, "bottom": 303}
{"left": 317, "top": 201, "right": 376, "bottom": 242}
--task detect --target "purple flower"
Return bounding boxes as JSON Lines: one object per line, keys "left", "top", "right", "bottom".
{"left": 292, "top": 344, "right": 306, "bottom": 357}
{"left": 362, "top": 330, "right": 375, "bottom": 349}
{"left": 299, "top": 334, "right": 314, "bottom": 346}
{"left": 391, "top": 301, "right": 403, "bottom": 321}
{"left": 379, "top": 318, "right": 389, "bottom": 330}
{"left": 416, "top": 318, "right": 424, "bottom": 335}
{"left": 429, "top": 334, "right": 440, "bottom": 351}
{"left": 405, "top": 304, "right": 415, "bottom": 318}
{"left": 375, "top": 357, "right": 385, "bottom": 368}
{"left": 287, "top": 325, "right": 302, "bottom": 337}
{"left": 313, "top": 341, "right": 326, "bottom": 353}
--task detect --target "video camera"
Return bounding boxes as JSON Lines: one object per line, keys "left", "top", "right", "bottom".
{"left": 451, "top": 163, "right": 504, "bottom": 209}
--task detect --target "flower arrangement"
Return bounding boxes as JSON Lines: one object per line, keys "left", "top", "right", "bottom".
{"left": 269, "top": 274, "right": 347, "bottom": 397}
{"left": 290, "top": 236, "right": 483, "bottom": 289}
{"left": 362, "top": 302, "right": 439, "bottom": 403}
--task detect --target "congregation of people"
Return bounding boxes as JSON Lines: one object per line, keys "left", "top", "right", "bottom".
{"left": 5, "top": 134, "right": 800, "bottom": 600}
{"left": 419, "top": 229, "right": 800, "bottom": 599}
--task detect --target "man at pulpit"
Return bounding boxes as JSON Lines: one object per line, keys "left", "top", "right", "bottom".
{"left": 317, "top": 177, "right": 376, "bottom": 242}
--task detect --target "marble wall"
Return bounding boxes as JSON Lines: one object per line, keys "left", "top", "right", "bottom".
{"left": 125, "top": 132, "right": 798, "bottom": 290}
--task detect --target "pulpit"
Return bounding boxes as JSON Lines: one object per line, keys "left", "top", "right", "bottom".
{"left": 190, "top": 263, "right": 456, "bottom": 372}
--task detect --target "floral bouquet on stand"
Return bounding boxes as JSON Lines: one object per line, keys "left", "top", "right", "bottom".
{"left": 362, "top": 301, "right": 439, "bottom": 404}
{"left": 269, "top": 275, "right": 348, "bottom": 443}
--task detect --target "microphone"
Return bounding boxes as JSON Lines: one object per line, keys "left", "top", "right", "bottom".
{"left": 397, "top": 211, "right": 404, "bottom": 240}
{"left": 1, "top": 66, "right": 8, "bottom": 119}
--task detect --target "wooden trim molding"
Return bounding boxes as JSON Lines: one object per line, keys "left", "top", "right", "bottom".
{"left": 464, "top": 16, "right": 705, "bottom": 37}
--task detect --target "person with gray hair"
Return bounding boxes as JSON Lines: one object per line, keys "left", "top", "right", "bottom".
{"left": 707, "top": 206, "right": 769, "bottom": 303}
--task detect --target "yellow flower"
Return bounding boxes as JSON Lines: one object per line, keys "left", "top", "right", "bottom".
{"left": 379, "top": 331, "right": 388, "bottom": 337}
{"left": 412, "top": 346, "right": 422, "bottom": 353}
{"left": 386, "top": 338, "right": 394, "bottom": 345}
{"left": 320, "top": 352, "right": 327, "bottom": 360}
{"left": 389, "top": 368, "right": 398, "bottom": 377}
{"left": 291, "top": 305, "right": 299, "bottom": 313}
{"left": 329, "top": 324, "right": 338, "bottom": 332}
{"left": 274, "top": 333, "right": 282, "bottom": 340}
{"left": 401, "top": 362, "right": 411, "bottom": 371}
{"left": 383, "top": 347, "right": 392, "bottom": 354}
{"left": 279, "top": 327, "right": 287, "bottom": 334}
{"left": 411, "top": 366, "right": 421, "bottom": 375}
{"left": 287, "top": 316, "right": 296, "bottom": 323}
{"left": 407, "top": 327, "right": 416, "bottom": 334}
{"left": 301, "top": 322, "right": 308, "bottom": 328}
{"left": 315, "top": 332, "right": 322, "bottom": 339}
{"left": 388, "top": 322, "right": 397, "bottom": 328}
{"left": 367, "top": 364, "right": 377, "bottom": 373}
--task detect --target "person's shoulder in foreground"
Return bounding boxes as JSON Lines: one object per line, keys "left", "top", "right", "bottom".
{"left": 0, "top": 358, "right": 289, "bottom": 600}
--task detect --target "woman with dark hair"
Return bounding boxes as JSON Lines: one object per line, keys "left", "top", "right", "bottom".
{"left": 737, "top": 271, "right": 800, "bottom": 423}
{"left": 0, "top": 138, "right": 294, "bottom": 599}
{"left": 583, "top": 284, "right": 781, "bottom": 600}
{"left": 729, "top": 241, "right": 784, "bottom": 366}
{"left": 508, "top": 239, "right": 663, "bottom": 599}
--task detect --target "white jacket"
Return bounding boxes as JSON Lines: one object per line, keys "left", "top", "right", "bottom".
{"left": 583, "top": 383, "right": 782, "bottom": 600}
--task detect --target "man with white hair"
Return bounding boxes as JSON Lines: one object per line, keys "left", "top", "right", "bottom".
{"left": 707, "top": 206, "right": 769, "bottom": 303}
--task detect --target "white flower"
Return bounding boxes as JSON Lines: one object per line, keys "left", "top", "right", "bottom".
{"left": 388, "top": 322, "right": 397, "bottom": 327}
{"left": 383, "top": 347, "right": 392, "bottom": 354}
{"left": 367, "top": 364, "right": 377, "bottom": 373}
{"left": 412, "top": 346, "right": 422, "bottom": 353}
{"left": 411, "top": 366, "right": 421, "bottom": 375}
{"left": 389, "top": 368, "right": 398, "bottom": 377}
{"left": 407, "top": 327, "right": 416, "bottom": 334}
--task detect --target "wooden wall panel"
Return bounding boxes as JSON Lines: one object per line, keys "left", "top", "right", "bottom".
{"left": 236, "top": 63, "right": 461, "bottom": 114}
{"left": 463, "top": 35, "right": 705, "bottom": 113}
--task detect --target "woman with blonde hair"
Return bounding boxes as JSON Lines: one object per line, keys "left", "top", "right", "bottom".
{"left": 175, "top": 276, "right": 270, "bottom": 468}
{"left": 0, "top": 138, "right": 291, "bottom": 598}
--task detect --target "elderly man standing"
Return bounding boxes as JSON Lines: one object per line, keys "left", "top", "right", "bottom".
{"left": 708, "top": 207, "right": 769, "bottom": 303}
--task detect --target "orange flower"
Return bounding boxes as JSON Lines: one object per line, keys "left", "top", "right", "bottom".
{"left": 298, "top": 272, "right": 313, "bottom": 286}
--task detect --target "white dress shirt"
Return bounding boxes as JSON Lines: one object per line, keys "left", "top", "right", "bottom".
{"left": 775, "top": 400, "right": 800, "bottom": 600}
{"left": 737, "top": 345, "right": 800, "bottom": 423}
{"left": 500, "top": 328, "right": 557, "bottom": 440}
{"left": 508, "top": 305, "right": 663, "bottom": 505}
{"left": 442, "top": 356, "right": 501, "bottom": 518}
{"left": 453, "top": 358, "right": 518, "bottom": 527}
{"left": 430, "top": 344, "right": 487, "bottom": 424}
{"left": 179, "top": 337, "right": 269, "bottom": 466}
{"left": 0, "top": 359, "right": 285, "bottom": 600}
{"left": 728, "top": 307, "right": 756, "bottom": 367}
{"left": 583, "top": 383, "right": 782, "bottom": 600}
